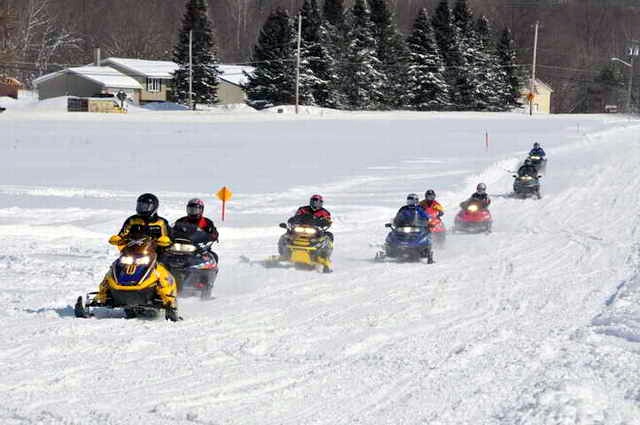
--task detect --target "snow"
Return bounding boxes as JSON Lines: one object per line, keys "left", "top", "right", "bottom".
{"left": 2, "top": 106, "right": 640, "bottom": 424}
{"left": 218, "top": 64, "right": 254, "bottom": 87}
{"left": 102, "top": 57, "right": 179, "bottom": 79}
{"left": 33, "top": 66, "right": 143, "bottom": 90}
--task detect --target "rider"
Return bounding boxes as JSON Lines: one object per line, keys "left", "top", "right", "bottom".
{"left": 96, "top": 193, "right": 177, "bottom": 316}
{"left": 175, "top": 198, "right": 219, "bottom": 242}
{"left": 518, "top": 159, "right": 539, "bottom": 178}
{"left": 419, "top": 189, "right": 444, "bottom": 219}
{"left": 394, "top": 193, "right": 431, "bottom": 227}
{"left": 529, "top": 142, "right": 546, "bottom": 158}
{"left": 279, "top": 195, "right": 333, "bottom": 271}
{"left": 463, "top": 183, "right": 491, "bottom": 209}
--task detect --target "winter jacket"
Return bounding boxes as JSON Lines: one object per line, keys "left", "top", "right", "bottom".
{"left": 289, "top": 206, "right": 332, "bottom": 228}
{"left": 518, "top": 165, "right": 538, "bottom": 177}
{"left": 529, "top": 147, "right": 546, "bottom": 157}
{"left": 175, "top": 216, "right": 218, "bottom": 242}
{"left": 114, "top": 214, "right": 172, "bottom": 247}
{"left": 393, "top": 205, "right": 431, "bottom": 227}
{"left": 419, "top": 200, "right": 445, "bottom": 218}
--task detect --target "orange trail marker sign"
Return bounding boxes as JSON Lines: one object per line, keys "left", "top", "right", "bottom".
{"left": 216, "top": 186, "right": 233, "bottom": 221}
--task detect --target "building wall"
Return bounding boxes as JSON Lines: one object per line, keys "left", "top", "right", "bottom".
{"left": 37, "top": 74, "right": 102, "bottom": 100}
{"left": 519, "top": 89, "right": 552, "bottom": 114}
{"left": 104, "top": 62, "right": 168, "bottom": 103}
{"left": 217, "top": 81, "right": 246, "bottom": 104}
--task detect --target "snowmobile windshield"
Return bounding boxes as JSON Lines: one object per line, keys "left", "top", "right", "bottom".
{"left": 394, "top": 210, "right": 428, "bottom": 228}
{"left": 172, "top": 222, "right": 211, "bottom": 245}
{"left": 290, "top": 214, "right": 322, "bottom": 227}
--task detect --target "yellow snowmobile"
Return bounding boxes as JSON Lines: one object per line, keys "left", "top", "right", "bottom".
{"left": 74, "top": 231, "right": 179, "bottom": 321}
{"left": 266, "top": 216, "right": 333, "bottom": 273}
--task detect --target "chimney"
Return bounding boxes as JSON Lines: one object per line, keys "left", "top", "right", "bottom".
{"left": 94, "top": 48, "right": 101, "bottom": 66}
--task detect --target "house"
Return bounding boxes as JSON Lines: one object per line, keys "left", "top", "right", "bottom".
{"left": 33, "top": 56, "right": 253, "bottom": 105}
{"left": 33, "top": 66, "right": 143, "bottom": 102}
{"left": 101, "top": 58, "right": 253, "bottom": 105}
{"left": 0, "top": 77, "right": 23, "bottom": 99}
{"left": 519, "top": 79, "right": 553, "bottom": 114}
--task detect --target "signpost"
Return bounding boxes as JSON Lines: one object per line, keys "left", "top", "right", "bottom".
{"left": 216, "top": 186, "right": 233, "bottom": 221}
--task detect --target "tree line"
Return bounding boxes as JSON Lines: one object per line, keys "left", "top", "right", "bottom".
{"left": 1, "top": 0, "right": 640, "bottom": 112}
{"left": 246, "top": 0, "right": 522, "bottom": 111}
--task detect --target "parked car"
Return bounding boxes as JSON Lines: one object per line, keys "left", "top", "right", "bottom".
{"left": 246, "top": 99, "right": 274, "bottom": 110}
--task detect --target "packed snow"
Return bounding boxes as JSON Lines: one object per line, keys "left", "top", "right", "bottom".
{"left": 1, "top": 104, "right": 640, "bottom": 425}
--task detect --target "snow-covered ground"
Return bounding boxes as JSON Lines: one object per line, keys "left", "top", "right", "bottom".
{"left": 2, "top": 104, "right": 640, "bottom": 425}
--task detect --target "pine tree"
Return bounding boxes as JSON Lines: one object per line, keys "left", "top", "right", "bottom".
{"left": 406, "top": 8, "right": 449, "bottom": 110}
{"left": 245, "top": 8, "right": 297, "bottom": 105}
{"left": 322, "top": 0, "right": 347, "bottom": 108}
{"left": 432, "top": 0, "right": 470, "bottom": 110}
{"left": 323, "top": 0, "right": 345, "bottom": 28}
{"left": 300, "top": 0, "right": 339, "bottom": 107}
{"left": 172, "top": 0, "right": 220, "bottom": 109}
{"left": 496, "top": 27, "right": 523, "bottom": 107}
{"left": 341, "top": 0, "right": 386, "bottom": 110}
{"left": 369, "top": 0, "right": 408, "bottom": 109}
{"left": 474, "top": 16, "right": 509, "bottom": 110}
{"left": 452, "top": 0, "right": 484, "bottom": 110}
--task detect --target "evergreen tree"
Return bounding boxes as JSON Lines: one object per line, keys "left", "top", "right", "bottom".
{"left": 406, "top": 8, "right": 449, "bottom": 110}
{"left": 323, "top": 0, "right": 345, "bottom": 28}
{"left": 172, "top": 0, "right": 220, "bottom": 109}
{"left": 496, "top": 27, "right": 523, "bottom": 107}
{"left": 432, "top": 0, "right": 471, "bottom": 110}
{"left": 341, "top": 0, "right": 386, "bottom": 110}
{"left": 300, "top": 0, "right": 339, "bottom": 107}
{"left": 245, "top": 8, "right": 297, "bottom": 105}
{"left": 473, "top": 16, "right": 509, "bottom": 110}
{"left": 452, "top": 0, "right": 484, "bottom": 110}
{"left": 369, "top": 0, "right": 409, "bottom": 109}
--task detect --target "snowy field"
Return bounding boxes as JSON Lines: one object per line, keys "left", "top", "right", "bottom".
{"left": 2, "top": 102, "right": 640, "bottom": 425}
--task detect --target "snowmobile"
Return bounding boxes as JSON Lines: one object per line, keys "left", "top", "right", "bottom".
{"left": 452, "top": 200, "right": 492, "bottom": 234}
{"left": 376, "top": 221, "right": 434, "bottom": 263}
{"left": 160, "top": 222, "right": 218, "bottom": 300}
{"left": 429, "top": 216, "right": 446, "bottom": 247}
{"left": 527, "top": 154, "right": 547, "bottom": 173}
{"left": 265, "top": 215, "right": 333, "bottom": 273}
{"left": 74, "top": 229, "right": 179, "bottom": 321}
{"left": 513, "top": 174, "right": 542, "bottom": 199}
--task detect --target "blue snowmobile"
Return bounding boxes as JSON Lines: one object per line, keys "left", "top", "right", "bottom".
{"left": 376, "top": 207, "right": 434, "bottom": 264}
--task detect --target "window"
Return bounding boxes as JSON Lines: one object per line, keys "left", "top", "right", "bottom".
{"left": 146, "top": 78, "right": 161, "bottom": 93}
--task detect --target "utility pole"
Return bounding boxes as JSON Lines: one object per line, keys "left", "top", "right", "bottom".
{"left": 529, "top": 20, "right": 539, "bottom": 116}
{"left": 295, "top": 13, "right": 302, "bottom": 115}
{"left": 189, "top": 29, "right": 193, "bottom": 110}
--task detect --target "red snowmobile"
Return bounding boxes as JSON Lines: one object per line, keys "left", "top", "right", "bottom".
{"left": 452, "top": 199, "right": 492, "bottom": 234}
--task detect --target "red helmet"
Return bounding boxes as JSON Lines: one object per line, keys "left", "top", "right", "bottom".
{"left": 310, "top": 194, "right": 323, "bottom": 210}
{"left": 187, "top": 198, "right": 205, "bottom": 218}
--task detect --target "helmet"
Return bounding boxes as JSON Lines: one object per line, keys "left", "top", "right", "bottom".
{"left": 533, "top": 142, "right": 540, "bottom": 149}
{"left": 310, "top": 194, "right": 323, "bottom": 211}
{"left": 424, "top": 189, "right": 436, "bottom": 201}
{"left": 476, "top": 183, "right": 487, "bottom": 194}
{"left": 187, "top": 198, "right": 205, "bottom": 219}
{"left": 136, "top": 193, "right": 159, "bottom": 218}
{"left": 406, "top": 193, "right": 419, "bottom": 206}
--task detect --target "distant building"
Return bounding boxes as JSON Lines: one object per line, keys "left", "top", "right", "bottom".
{"left": 519, "top": 79, "right": 553, "bottom": 114}
{"left": 0, "top": 77, "right": 23, "bottom": 99}
{"left": 33, "top": 58, "right": 254, "bottom": 105}
{"left": 33, "top": 66, "right": 143, "bottom": 102}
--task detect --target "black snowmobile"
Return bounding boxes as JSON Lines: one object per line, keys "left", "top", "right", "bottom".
{"left": 160, "top": 222, "right": 218, "bottom": 300}
{"left": 513, "top": 173, "right": 542, "bottom": 199}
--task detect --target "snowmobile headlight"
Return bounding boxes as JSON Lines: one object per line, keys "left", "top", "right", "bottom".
{"left": 172, "top": 243, "right": 196, "bottom": 253}
{"left": 520, "top": 175, "right": 533, "bottom": 181}
{"left": 135, "top": 256, "right": 150, "bottom": 265}
{"left": 398, "top": 227, "right": 418, "bottom": 233}
{"left": 530, "top": 155, "right": 540, "bottom": 160}
{"left": 293, "top": 226, "right": 317, "bottom": 236}
{"left": 120, "top": 256, "right": 134, "bottom": 265}
{"left": 467, "top": 204, "right": 479, "bottom": 212}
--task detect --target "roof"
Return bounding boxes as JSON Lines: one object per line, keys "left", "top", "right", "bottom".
{"left": 33, "top": 66, "right": 143, "bottom": 89}
{"left": 101, "top": 57, "right": 179, "bottom": 79}
{"left": 521, "top": 78, "right": 554, "bottom": 95}
{"left": 218, "top": 65, "right": 254, "bottom": 87}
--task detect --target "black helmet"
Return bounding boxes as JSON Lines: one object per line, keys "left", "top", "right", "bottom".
{"left": 187, "top": 198, "right": 205, "bottom": 219}
{"left": 406, "top": 193, "right": 419, "bottom": 206}
{"left": 136, "top": 193, "right": 159, "bottom": 218}
{"left": 533, "top": 142, "right": 540, "bottom": 149}
{"left": 425, "top": 189, "right": 436, "bottom": 201}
